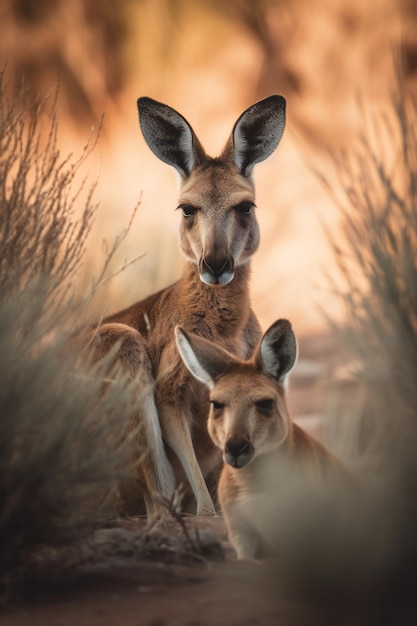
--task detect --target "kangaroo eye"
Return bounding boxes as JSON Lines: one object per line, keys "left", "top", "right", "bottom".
{"left": 179, "top": 204, "right": 198, "bottom": 217}
{"left": 234, "top": 201, "right": 254, "bottom": 216}
{"left": 255, "top": 398, "right": 275, "bottom": 415}
{"left": 210, "top": 400, "right": 225, "bottom": 411}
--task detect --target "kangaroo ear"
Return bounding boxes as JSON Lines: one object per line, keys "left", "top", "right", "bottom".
{"left": 137, "top": 97, "right": 205, "bottom": 178}
{"left": 255, "top": 319, "right": 297, "bottom": 384}
{"left": 225, "top": 95, "right": 286, "bottom": 177}
{"left": 175, "top": 326, "right": 235, "bottom": 389}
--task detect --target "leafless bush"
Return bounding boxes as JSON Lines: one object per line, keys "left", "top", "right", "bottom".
{"left": 323, "top": 79, "right": 417, "bottom": 469}
{"left": 0, "top": 66, "right": 98, "bottom": 322}
{"left": 0, "top": 291, "right": 136, "bottom": 579}
{"left": 261, "top": 74, "right": 417, "bottom": 625}
{"left": 0, "top": 69, "right": 139, "bottom": 593}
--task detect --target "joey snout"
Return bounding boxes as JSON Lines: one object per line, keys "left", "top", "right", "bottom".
{"left": 224, "top": 434, "right": 254, "bottom": 468}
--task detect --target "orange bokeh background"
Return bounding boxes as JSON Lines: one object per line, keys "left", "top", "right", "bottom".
{"left": 1, "top": 0, "right": 416, "bottom": 335}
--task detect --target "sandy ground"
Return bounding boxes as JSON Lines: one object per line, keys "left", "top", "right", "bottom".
{"left": 0, "top": 521, "right": 281, "bottom": 626}
{"left": 0, "top": 517, "right": 291, "bottom": 626}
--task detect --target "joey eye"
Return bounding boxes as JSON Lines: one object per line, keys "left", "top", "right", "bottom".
{"left": 255, "top": 398, "right": 275, "bottom": 415}
{"left": 179, "top": 204, "right": 198, "bottom": 217}
{"left": 210, "top": 400, "right": 225, "bottom": 411}
{"left": 234, "top": 201, "right": 255, "bottom": 216}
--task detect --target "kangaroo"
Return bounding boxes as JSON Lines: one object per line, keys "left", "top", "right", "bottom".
{"left": 87, "top": 96, "right": 286, "bottom": 519}
{"left": 176, "top": 319, "right": 345, "bottom": 558}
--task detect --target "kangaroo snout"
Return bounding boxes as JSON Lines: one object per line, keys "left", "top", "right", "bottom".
{"left": 199, "top": 255, "right": 234, "bottom": 285}
{"left": 224, "top": 435, "right": 254, "bottom": 468}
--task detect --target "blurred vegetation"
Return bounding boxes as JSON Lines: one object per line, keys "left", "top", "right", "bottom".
{"left": 0, "top": 0, "right": 131, "bottom": 121}
{"left": 328, "top": 86, "right": 417, "bottom": 467}
{"left": 0, "top": 68, "right": 137, "bottom": 593}
{"left": 0, "top": 68, "right": 97, "bottom": 315}
{"left": 262, "top": 72, "right": 417, "bottom": 625}
{"left": 1, "top": 0, "right": 416, "bottom": 137}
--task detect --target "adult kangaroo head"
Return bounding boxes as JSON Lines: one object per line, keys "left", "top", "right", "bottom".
{"left": 137, "top": 96, "right": 286, "bottom": 285}
{"left": 175, "top": 319, "right": 298, "bottom": 468}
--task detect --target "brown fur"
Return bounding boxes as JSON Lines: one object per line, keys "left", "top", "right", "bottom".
{"left": 175, "top": 320, "right": 346, "bottom": 558}
{"left": 84, "top": 96, "right": 286, "bottom": 517}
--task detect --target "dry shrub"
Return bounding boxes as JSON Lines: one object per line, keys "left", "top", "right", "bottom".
{"left": 0, "top": 69, "right": 138, "bottom": 592}
{"left": 260, "top": 72, "right": 417, "bottom": 625}
{"left": 0, "top": 66, "right": 97, "bottom": 319}
{"left": 0, "top": 292, "right": 135, "bottom": 578}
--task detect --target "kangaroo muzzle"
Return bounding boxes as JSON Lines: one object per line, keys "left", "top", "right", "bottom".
{"left": 224, "top": 435, "right": 254, "bottom": 468}
{"left": 199, "top": 255, "right": 235, "bottom": 286}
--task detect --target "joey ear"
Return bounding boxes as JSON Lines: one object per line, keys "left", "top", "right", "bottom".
{"left": 137, "top": 97, "right": 205, "bottom": 177}
{"left": 255, "top": 319, "right": 297, "bottom": 384}
{"left": 225, "top": 95, "right": 286, "bottom": 177}
{"left": 175, "top": 326, "right": 235, "bottom": 389}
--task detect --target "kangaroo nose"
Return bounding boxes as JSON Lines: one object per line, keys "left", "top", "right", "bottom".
{"left": 199, "top": 255, "right": 234, "bottom": 285}
{"left": 226, "top": 437, "right": 249, "bottom": 457}
{"left": 224, "top": 436, "right": 253, "bottom": 468}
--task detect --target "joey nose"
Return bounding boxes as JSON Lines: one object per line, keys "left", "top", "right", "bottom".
{"left": 199, "top": 255, "right": 234, "bottom": 285}
{"left": 224, "top": 436, "right": 253, "bottom": 468}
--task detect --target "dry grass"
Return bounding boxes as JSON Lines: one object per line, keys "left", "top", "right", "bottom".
{"left": 322, "top": 74, "right": 417, "bottom": 469}
{"left": 0, "top": 69, "right": 95, "bottom": 307}
{"left": 259, "top": 70, "right": 417, "bottom": 625}
{"left": 0, "top": 69, "right": 144, "bottom": 594}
